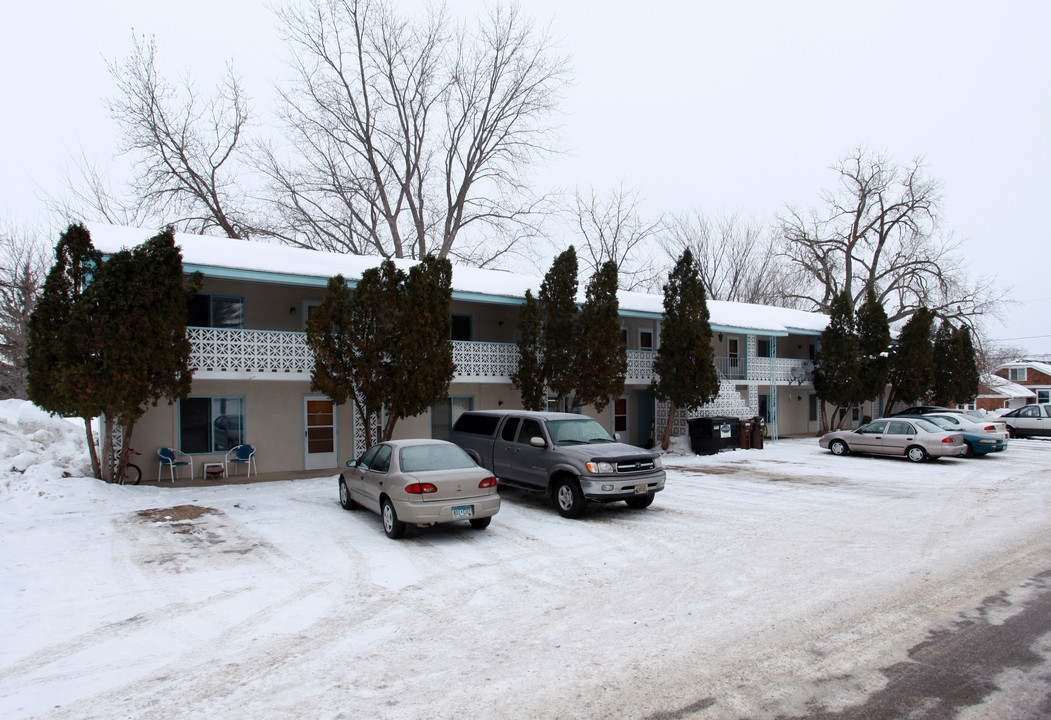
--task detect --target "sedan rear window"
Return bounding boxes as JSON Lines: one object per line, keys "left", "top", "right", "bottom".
{"left": 400, "top": 444, "right": 477, "bottom": 472}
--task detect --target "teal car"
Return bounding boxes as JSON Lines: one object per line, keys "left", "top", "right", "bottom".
{"left": 904, "top": 415, "right": 1007, "bottom": 456}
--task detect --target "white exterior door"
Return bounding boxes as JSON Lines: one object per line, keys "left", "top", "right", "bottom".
{"left": 304, "top": 396, "right": 338, "bottom": 470}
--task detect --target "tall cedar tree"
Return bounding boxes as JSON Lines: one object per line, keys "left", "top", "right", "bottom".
{"left": 931, "top": 320, "right": 956, "bottom": 406}
{"left": 652, "top": 249, "right": 720, "bottom": 450}
{"left": 886, "top": 307, "right": 935, "bottom": 409}
{"left": 306, "top": 275, "right": 357, "bottom": 407}
{"left": 812, "top": 291, "right": 860, "bottom": 429}
{"left": 29, "top": 226, "right": 198, "bottom": 481}
{"left": 383, "top": 256, "right": 455, "bottom": 440}
{"left": 312, "top": 258, "right": 455, "bottom": 448}
{"left": 576, "top": 260, "right": 626, "bottom": 413}
{"left": 539, "top": 247, "right": 579, "bottom": 410}
{"left": 855, "top": 288, "right": 891, "bottom": 406}
{"left": 27, "top": 224, "right": 103, "bottom": 474}
{"left": 511, "top": 290, "right": 546, "bottom": 410}
{"left": 346, "top": 262, "right": 402, "bottom": 447}
{"left": 952, "top": 325, "right": 981, "bottom": 406}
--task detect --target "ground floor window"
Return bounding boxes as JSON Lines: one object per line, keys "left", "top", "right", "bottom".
{"left": 431, "top": 396, "right": 473, "bottom": 440}
{"left": 614, "top": 397, "right": 628, "bottom": 433}
{"left": 547, "top": 396, "right": 581, "bottom": 413}
{"left": 809, "top": 394, "right": 818, "bottom": 422}
{"left": 180, "top": 397, "right": 245, "bottom": 453}
{"left": 1038, "top": 390, "right": 1050, "bottom": 404}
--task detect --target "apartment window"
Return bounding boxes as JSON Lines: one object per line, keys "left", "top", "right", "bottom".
{"left": 614, "top": 397, "right": 628, "bottom": 433}
{"left": 188, "top": 294, "right": 244, "bottom": 329}
{"left": 431, "top": 396, "right": 473, "bottom": 440}
{"left": 1009, "top": 367, "right": 1027, "bottom": 382}
{"left": 639, "top": 329, "right": 654, "bottom": 351}
{"left": 180, "top": 397, "right": 245, "bottom": 453}
{"left": 451, "top": 314, "right": 473, "bottom": 341}
{"left": 809, "top": 394, "right": 818, "bottom": 422}
{"left": 620, "top": 326, "right": 629, "bottom": 348}
{"left": 757, "top": 338, "right": 773, "bottom": 358}
{"left": 547, "top": 396, "right": 581, "bottom": 413}
{"left": 1038, "top": 390, "right": 1050, "bottom": 404}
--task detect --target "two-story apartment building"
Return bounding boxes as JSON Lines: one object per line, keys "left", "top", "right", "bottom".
{"left": 90, "top": 224, "right": 829, "bottom": 480}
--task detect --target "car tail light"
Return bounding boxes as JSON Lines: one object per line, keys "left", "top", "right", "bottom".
{"left": 405, "top": 482, "right": 438, "bottom": 494}
{"left": 941, "top": 436, "right": 957, "bottom": 444}
{"left": 984, "top": 425, "right": 996, "bottom": 432}
{"left": 479, "top": 477, "right": 498, "bottom": 488}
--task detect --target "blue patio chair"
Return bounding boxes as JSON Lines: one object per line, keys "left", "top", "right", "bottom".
{"left": 225, "top": 444, "right": 257, "bottom": 477}
{"left": 157, "top": 447, "right": 193, "bottom": 484}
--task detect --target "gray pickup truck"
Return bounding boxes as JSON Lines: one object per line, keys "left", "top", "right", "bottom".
{"left": 448, "top": 409, "right": 665, "bottom": 518}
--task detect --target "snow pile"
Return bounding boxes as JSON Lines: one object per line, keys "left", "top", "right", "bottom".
{"left": 0, "top": 400, "right": 93, "bottom": 499}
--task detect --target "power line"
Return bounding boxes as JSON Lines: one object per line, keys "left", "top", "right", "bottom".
{"left": 991, "top": 334, "right": 1051, "bottom": 341}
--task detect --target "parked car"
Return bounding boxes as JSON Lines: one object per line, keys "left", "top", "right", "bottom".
{"left": 448, "top": 409, "right": 665, "bottom": 518}
{"left": 338, "top": 439, "right": 500, "bottom": 539}
{"left": 1000, "top": 404, "right": 1051, "bottom": 438}
{"left": 906, "top": 415, "right": 1007, "bottom": 456}
{"left": 891, "top": 406, "right": 951, "bottom": 416}
{"left": 819, "top": 417, "right": 968, "bottom": 462}
{"left": 917, "top": 412, "right": 1010, "bottom": 442}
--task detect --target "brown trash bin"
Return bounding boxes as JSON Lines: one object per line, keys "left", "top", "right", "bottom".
{"left": 751, "top": 417, "right": 765, "bottom": 449}
{"left": 739, "top": 419, "right": 753, "bottom": 449}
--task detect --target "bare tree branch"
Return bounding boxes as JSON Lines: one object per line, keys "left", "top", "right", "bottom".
{"left": 268, "top": 0, "right": 569, "bottom": 263}
{"left": 777, "top": 146, "right": 1007, "bottom": 325}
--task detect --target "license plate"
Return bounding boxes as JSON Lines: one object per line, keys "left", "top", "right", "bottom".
{"left": 452, "top": 505, "right": 473, "bottom": 518}
{"left": 634, "top": 484, "right": 649, "bottom": 495}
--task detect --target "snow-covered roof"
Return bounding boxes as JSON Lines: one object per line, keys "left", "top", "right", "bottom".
{"left": 980, "top": 373, "right": 1036, "bottom": 398}
{"left": 87, "top": 223, "right": 829, "bottom": 337}
{"left": 998, "top": 359, "right": 1051, "bottom": 378}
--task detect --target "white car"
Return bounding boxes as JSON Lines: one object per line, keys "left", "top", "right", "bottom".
{"left": 921, "top": 412, "right": 1010, "bottom": 442}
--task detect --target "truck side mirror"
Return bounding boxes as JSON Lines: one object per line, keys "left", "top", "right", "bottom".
{"left": 529, "top": 436, "right": 546, "bottom": 448}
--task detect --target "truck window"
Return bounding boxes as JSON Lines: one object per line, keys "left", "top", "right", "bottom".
{"left": 517, "top": 419, "right": 544, "bottom": 445}
{"left": 501, "top": 418, "right": 520, "bottom": 442}
{"left": 452, "top": 413, "right": 500, "bottom": 436}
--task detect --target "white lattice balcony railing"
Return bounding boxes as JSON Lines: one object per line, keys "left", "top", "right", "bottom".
{"left": 452, "top": 340, "right": 520, "bottom": 381}
{"left": 626, "top": 350, "right": 655, "bottom": 384}
{"left": 747, "top": 357, "right": 814, "bottom": 384}
{"left": 189, "top": 327, "right": 312, "bottom": 376}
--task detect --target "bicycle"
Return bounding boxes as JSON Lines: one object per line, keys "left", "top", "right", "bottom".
{"left": 120, "top": 449, "right": 143, "bottom": 485}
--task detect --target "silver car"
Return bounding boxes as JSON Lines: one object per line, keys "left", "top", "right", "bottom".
{"left": 819, "top": 417, "right": 968, "bottom": 462}
{"left": 338, "top": 439, "right": 501, "bottom": 538}
{"left": 921, "top": 412, "right": 1010, "bottom": 441}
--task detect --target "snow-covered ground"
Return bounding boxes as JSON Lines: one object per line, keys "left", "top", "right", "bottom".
{"left": 2, "top": 400, "right": 1051, "bottom": 719}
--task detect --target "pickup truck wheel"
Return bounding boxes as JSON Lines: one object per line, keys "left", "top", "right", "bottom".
{"left": 625, "top": 494, "right": 654, "bottom": 509}
{"left": 553, "top": 477, "right": 586, "bottom": 519}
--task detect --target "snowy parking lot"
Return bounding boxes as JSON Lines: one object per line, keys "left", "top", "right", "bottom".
{"left": 3, "top": 401, "right": 1051, "bottom": 719}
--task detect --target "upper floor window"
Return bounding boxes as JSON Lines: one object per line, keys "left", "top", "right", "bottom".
{"left": 639, "top": 329, "right": 654, "bottom": 352}
{"left": 757, "top": 338, "right": 773, "bottom": 358}
{"left": 451, "top": 314, "right": 472, "bottom": 341}
{"left": 1008, "top": 367, "right": 1027, "bottom": 382}
{"left": 189, "top": 294, "right": 244, "bottom": 329}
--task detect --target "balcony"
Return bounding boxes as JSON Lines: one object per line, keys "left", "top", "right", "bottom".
{"left": 187, "top": 328, "right": 809, "bottom": 386}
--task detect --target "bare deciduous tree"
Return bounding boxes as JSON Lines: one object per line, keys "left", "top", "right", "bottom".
{"left": 101, "top": 34, "right": 256, "bottom": 238}
{"left": 268, "top": 0, "right": 569, "bottom": 263}
{"left": 567, "top": 184, "right": 663, "bottom": 291}
{"left": 661, "top": 210, "right": 798, "bottom": 305}
{"left": 0, "top": 223, "right": 48, "bottom": 399}
{"left": 778, "top": 147, "right": 1006, "bottom": 325}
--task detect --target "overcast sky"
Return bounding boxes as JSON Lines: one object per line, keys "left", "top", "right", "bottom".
{"left": 3, "top": 1, "right": 1049, "bottom": 354}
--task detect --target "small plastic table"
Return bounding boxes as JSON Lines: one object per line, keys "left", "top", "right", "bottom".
{"left": 202, "top": 462, "right": 226, "bottom": 480}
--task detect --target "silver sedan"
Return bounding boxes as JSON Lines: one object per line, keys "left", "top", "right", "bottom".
{"left": 339, "top": 439, "right": 501, "bottom": 538}
{"left": 819, "top": 417, "right": 968, "bottom": 462}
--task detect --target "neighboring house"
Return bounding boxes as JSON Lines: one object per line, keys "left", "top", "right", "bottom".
{"left": 972, "top": 373, "right": 1036, "bottom": 412}
{"left": 90, "top": 224, "right": 829, "bottom": 480}
{"left": 992, "top": 359, "right": 1051, "bottom": 407}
